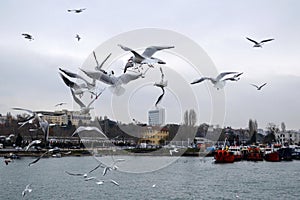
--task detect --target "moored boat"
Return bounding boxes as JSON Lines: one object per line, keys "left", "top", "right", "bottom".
{"left": 247, "top": 146, "right": 263, "bottom": 161}
{"left": 214, "top": 149, "right": 235, "bottom": 163}
{"left": 264, "top": 151, "right": 280, "bottom": 162}
{"left": 229, "top": 146, "right": 242, "bottom": 161}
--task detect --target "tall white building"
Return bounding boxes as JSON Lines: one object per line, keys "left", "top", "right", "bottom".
{"left": 148, "top": 108, "right": 165, "bottom": 126}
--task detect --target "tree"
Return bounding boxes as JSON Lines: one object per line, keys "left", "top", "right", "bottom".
{"left": 188, "top": 109, "right": 197, "bottom": 127}
{"left": 281, "top": 122, "right": 286, "bottom": 132}
{"left": 183, "top": 110, "right": 189, "bottom": 126}
{"left": 248, "top": 119, "right": 258, "bottom": 144}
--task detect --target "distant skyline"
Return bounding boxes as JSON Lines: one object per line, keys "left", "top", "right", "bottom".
{"left": 1, "top": 0, "right": 300, "bottom": 130}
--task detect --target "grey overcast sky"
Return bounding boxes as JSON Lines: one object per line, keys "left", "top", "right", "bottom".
{"left": 1, "top": 0, "right": 300, "bottom": 130}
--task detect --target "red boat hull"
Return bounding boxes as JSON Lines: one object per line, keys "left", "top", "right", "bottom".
{"left": 214, "top": 150, "right": 235, "bottom": 163}
{"left": 265, "top": 152, "right": 280, "bottom": 162}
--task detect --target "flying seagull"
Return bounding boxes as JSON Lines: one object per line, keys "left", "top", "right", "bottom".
{"left": 67, "top": 8, "right": 86, "bottom": 13}
{"left": 169, "top": 148, "right": 179, "bottom": 156}
{"left": 59, "top": 68, "right": 96, "bottom": 90}
{"left": 59, "top": 73, "right": 90, "bottom": 97}
{"left": 71, "top": 126, "right": 108, "bottom": 138}
{"left": 118, "top": 44, "right": 174, "bottom": 68}
{"left": 154, "top": 67, "right": 168, "bottom": 107}
{"left": 22, "top": 33, "right": 34, "bottom": 41}
{"left": 191, "top": 72, "right": 242, "bottom": 90}
{"left": 93, "top": 51, "right": 111, "bottom": 73}
{"left": 80, "top": 68, "right": 143, "bottom": 96}
{"left": 251, "top": 83, "right": 267, "bottom": 90}
{"left": 28, "top": 148, "right": 60, "bottom": 166}
{"left": 246, "top": 37, "right": 274, "bottom": 48}
{"left": 65, "top": 171, "right": 88, "bottom": 178}
{"left": 75, "top": 34, "right": 81, "bottom": 41}
{"left": 55, "top": 102, "right": 67, "bottom": 107}
{"left": 22, "top": 184, "right": 32, "bottom": 198}
{"left": 70, "top": 88, "right": 102, "bottom": 114}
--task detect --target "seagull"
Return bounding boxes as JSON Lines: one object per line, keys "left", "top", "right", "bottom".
{"left": 28, "top": 148, "right": 59, "bottom": 166}
{"left": 154, "top": 67, "right": 168, "bottom": 107}
{"left": 59, "top": 68, "right": 96, "bottom": 90}
{"left": 75, "top": 34, "right": 81, "bottom": 41}
{"left": 246, "top": 37, "right": 274, "bottom": 48}
{"left": 89, "top": 158, "right": 125, "bottom": 176}
{"left": 67, "top": 8, "right": 86, "bottom": 13}
{"left": 251, "top": 83, "right": 267, "bottom": 90}
{"left": 70, "top": 88, "right": 102, "bottom": 114}
{"left": 118, "top": 44, "right": 174, "bottom": 68}
{"left": 22, "top": 33, "right": 34, "bottom": 41}
{"left": 71, "top": 126, "right": 108, "bottom": 138}
{"left": 55, "top": 102, "right": 67, "bottom": 107}
{"left": 25, "top": 140, "right": 41, "bottom": 151}
{"left": 169, "top": 148, "right": 179, "bottom": 156}
{"left": 152, "top": 184, "right": 156, "bottom": 188}
{"left": 65, "top": 171, "right": 88, "bottom": 178}
{"left": 59, "top": 73, "right": 89, "bottom": 97}
{"left": 93, "top": 51, "right": 111, "bottom": 73}
{"left": 22, "top": 184, "right": 32, "bottom": 198}
{"left": 80, "top": 68, "right": 143, "bottom": 96}
{"left": 4, "top": 158, "right": 12, "bottom": 165}
{"left": 123, "top": 59, "right": 135, "bottom": 73}
{"left": 191, "top": 72, "right": 242, "bottom": 90}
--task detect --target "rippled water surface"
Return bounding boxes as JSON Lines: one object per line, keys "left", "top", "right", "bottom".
{"left": 1, "top": 156, "right": 300, "bottom": 200}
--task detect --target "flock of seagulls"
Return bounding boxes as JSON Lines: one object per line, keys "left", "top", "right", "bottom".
{"left": 15, "top": 5, "right": 277, "bottom": 198}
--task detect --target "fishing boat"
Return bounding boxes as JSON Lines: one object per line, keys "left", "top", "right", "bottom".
{"left": 277, "top": 147, "right": 293, "bottom": 161}
{"left": 264, "top": 147, "right": 280, "bottom": 162}
{"left": 214, "top": 139, "right": 234, "bottom": 163}
{"left": 247, "top": 146, "right": 263, "bottom": 161}
{"left": 229, "top": 146, "right": 242, "bottom": 161}
{"left": 214, "top": 149, "right": 235, "bottom": 163}
{"left": 291, "top": 145, "right": 300, "bottom": 160}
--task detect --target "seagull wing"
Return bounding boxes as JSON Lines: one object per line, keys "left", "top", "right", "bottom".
{"left": 142, "top": 46, "right": 174, "bottom": 58}
{"left": 65, "top": 171, "right": 86, "bottom": 176}
{"left": 216, "top": 72, "right": 238, "bottom": 81}
{"left": 250, "top": 84, "right": 259, "bottom": 89}
{"left": 59, "top": 68, "right": 91, "bottom": 86}
{"left": 258, "top": 83, "right": 267, "bottom": 90}
{"left": 155, "top": 87, "right": 165, "bottom": 106}
{"left": 246, "top": 37, "right": 259, "bottom": 44}
{"left": 60, "top": 73, "right": 80, "bottom": 89}
{"left": 89, "top": 163, "right": 105, "bottom": 173}
{"left": 70, "top": 88, "right": 85, "bottom": 108}
{"left": 28, "top": 151, "right": 48, "bottom": 166}
{"left": 97, "top": 53, "right": 112, "bottom": 70}
{"left": 260, "top": 39, "right": 274, "bottom": 43}
{"left": 117, "top": 73, "right": 141, "bottom": 85}
{"left": 190, "top": 77, "right": 210, "bottom": 84}
{"left": 110, "top": 179, "right": 120, "bottom": 186}
{"left": 118, "top": 44, "right": 145, "bottom": 61}
{"left": 12, "top": 107, "right": 34, "bottom": 114}
{"left": 159, "top": 67, "right": 164, "bottom": 80}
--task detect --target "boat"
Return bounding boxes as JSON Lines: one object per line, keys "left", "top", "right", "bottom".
{"left": 229, "top": 146, "right": 242, "bottom": 161}
{"left": 247, "top": 146, "right": 263, "bottom": 161}
{"left": 291, "top": 145, "right": 300, "bottom": 160}
{"left": 214, "top": 149, "right": 235, "bottom": 163}
{"left": 277, "top": 147, "right": 293, "bottom": 161}
{"left": 264, "top": 147, "right": 280, "bottom": 162}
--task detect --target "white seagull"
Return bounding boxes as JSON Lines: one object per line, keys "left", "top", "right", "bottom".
{"left": 246, "top": 37, "right": 274, "bottom": 48}
{"left": 191, "top": 72, "right": 242, "bottom": 90}
{"left": 59, "top": 68, "right": 96, "bottom": 91}
{"left": 70, "top": 88, "right": 102, "bottom": 114}
{"left": 154, "top": 67, "right": 168, "bottom": 107}
{"left": 169, "top": 148, "right": 179, "bottom": 156}
{"left": 71, "top": 126, "right": 108, "bottom": 138}
{"left": 251, "top": 83, "right": 267, "bottom": 90}
{"left": 59, "top": 73, "right": 90, "bottom": 97}
{"left": 80, "top": 68, "right": 143, "bottom": 96}
{"left": 118, "top": 44, "right": 174, "bottom": 68}
{"left": 25, "top": 140, "right": 41, "bottom": 151}
{"left": 93, "top": 51, "right": 112, "bottom": 73}
{"left": 22, "top": 184, "right": 32, "bottom": 198}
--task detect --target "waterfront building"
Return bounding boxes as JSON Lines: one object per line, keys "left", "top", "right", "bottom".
{"left": 148, "top": 107, "right": 165, "bottom": 126}
{"left": 275, "top": 130, "right": 300, "bottom": 144}
{"left": 43, "top": 110, "right": 91, "bottom": 126}
{"left": 139, "top": 127, "right": 169, "bottom": 146}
